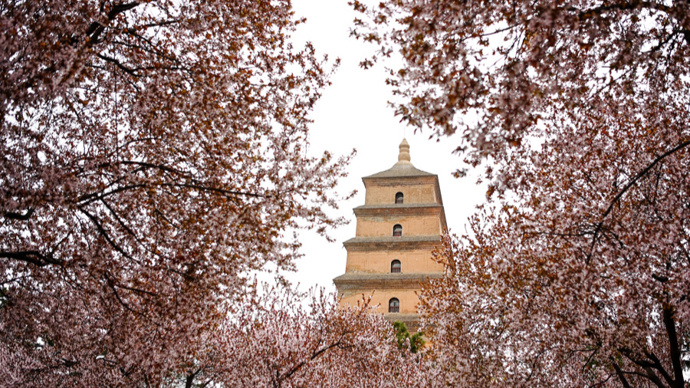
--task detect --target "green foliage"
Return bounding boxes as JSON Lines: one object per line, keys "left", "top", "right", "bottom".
{"left": 393, "top": 321, "right": 424, "bottom": 354}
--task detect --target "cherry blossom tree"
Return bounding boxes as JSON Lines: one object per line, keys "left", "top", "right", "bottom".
{"left": 2, "top": 284, "right": 430, "bottom": 387}
{"left": 0, "top": 1, "right": 352, "bottom": 385}
{"left": 181, "top": 288, "right": 429, "bottom": 388}
{"left": 353, "top": 0, "right": 690, "bottom": 387}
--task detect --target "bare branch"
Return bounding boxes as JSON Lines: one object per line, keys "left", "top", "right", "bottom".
{"left": 662, "top": 306, "right": 685, "bottom": 388}
{"left": 3, "top": 208, "right": 35, "bottom": 221}
{"left": 0, "top": 250, "right": 63, "bottom": 267}
{"left": 588, "top": 139, "right": 690, "bottom": 262}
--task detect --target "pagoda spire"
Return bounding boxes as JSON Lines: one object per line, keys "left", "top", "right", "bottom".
{"left": 397, "top": 138, "right": 411, "bottom": 164}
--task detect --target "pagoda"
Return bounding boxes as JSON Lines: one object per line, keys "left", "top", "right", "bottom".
{"left": 333, "top": 139, "right": 447, "bottom": 330}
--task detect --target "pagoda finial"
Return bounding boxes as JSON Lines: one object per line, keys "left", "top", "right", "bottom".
{"left": 398, "top": 138, "right": 411, "bottom": 164}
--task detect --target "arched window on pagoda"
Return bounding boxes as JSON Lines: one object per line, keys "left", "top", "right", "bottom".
{"left": 391, "top": 260, "right": 401, "bottom": 273}
{"left": 393, "top": 224, "right": 402, "bottom": 237}
{"left": 395, "top": 192, "right": 404, "bottom": 204}
{"left": 388, "top": 298, "right": 400, "bottom": 313}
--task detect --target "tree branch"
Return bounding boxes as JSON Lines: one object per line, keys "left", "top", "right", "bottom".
{"left": 644, "top": 349, "right": 675, "bottom": 387}
{"left": 662, "top": 305, "right": 685, "bottom": 388}
{"left": 642, "top": 366, "right": 668, "bottom": 388}
{"left": 618, "top": 348, "right": 668, "bottom": 388}
{"left": 78, "top": 206, "right": 135, "bottom": 262}
{"left": 103, "top": 272, "right": 141, "bottom": 315}
{"left": 571, "top": 1, "right": 674, "bottom": 21}
{"left": 3, "top": 208, "right": 35, "bottom": 221}
{"left": 185, "top": 367, "right": 204, "bottom": 388}
{"left": 588, "top": 139, "right": 690, "bottom": 262}
{"left": 96, "top": 53, "right": 141, "bottom": 77}
{"left": 278, "top": 339, "right": 346, "bottom": 383}
{"left": 0, "top": 250, "right": 63, "bottom": 267}
{"left": 77, "top": 183, "right": 147, "bottom": 205}
{"left": 603, "top": 139, "right": 690, "bottom": 225}
{"left": 611, "top": 360, "right": 632, "bottom": 388}
{"left": 160, "top": 183, "right": 269, "bottom": 198}
{"left": 86, "top": 2, "right": 141, "bottom": 44}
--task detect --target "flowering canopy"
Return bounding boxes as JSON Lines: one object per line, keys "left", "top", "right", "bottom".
{"left": 206, "top": 289, "right": 428, "bottom": 388}
{"left": 0, "top": 0, "right": 352, "bottom": 385}
{"left": 354, "top": 0, "right": 690, "bottom": 386}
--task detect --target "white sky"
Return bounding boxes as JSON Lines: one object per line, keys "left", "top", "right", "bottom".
{"left": 282, "top": 0, "right": 486, "bottom": 293}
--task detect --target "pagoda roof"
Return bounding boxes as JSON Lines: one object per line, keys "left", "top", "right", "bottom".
{"left": 363, "top": 163, "right": 435, "bottom": 179}
{"left": 363, "top": 138, "right": 435, "bottom": 179}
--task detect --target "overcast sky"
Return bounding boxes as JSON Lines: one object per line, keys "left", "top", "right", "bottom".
{"left": 281, "top": 0, "right": 486, "bottom": 293}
